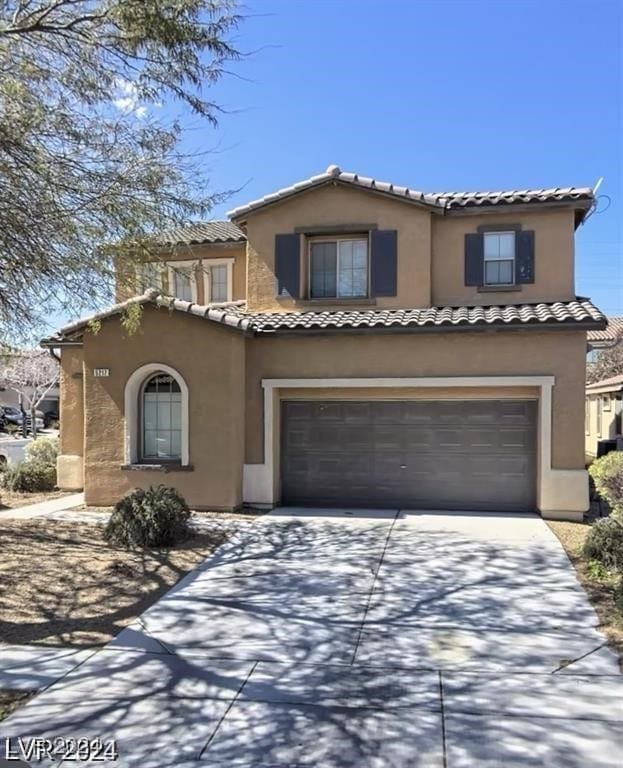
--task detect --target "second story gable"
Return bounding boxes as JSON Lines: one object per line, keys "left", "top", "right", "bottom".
{"left": 228, "top": 165, "right": 593, "bottom": 313}
{"left": 124, "top": 165, "right": 594, "bottom": 314}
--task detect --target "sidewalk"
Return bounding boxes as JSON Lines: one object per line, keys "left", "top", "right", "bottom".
{"left": 0, "top": 493, "right": 84, "bottom": 520}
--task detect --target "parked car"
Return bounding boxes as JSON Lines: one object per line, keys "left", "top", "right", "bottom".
{"left": 0, "top": 406, "right": 45, "bottom": 433}
{"left": 43, "top": 410, "right": 59, "bottom": 428}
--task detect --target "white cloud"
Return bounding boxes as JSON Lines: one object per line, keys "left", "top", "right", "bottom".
{"left": 113, "top": 79, "right": 148, "bottom": 119}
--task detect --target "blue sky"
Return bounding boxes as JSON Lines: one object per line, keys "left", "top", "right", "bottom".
{"left": 193, "top": 0, "right": 621, "bottom": 315}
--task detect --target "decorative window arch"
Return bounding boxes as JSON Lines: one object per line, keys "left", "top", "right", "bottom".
{"left": 124, "top": 363, "right": 189, "bottom": 466}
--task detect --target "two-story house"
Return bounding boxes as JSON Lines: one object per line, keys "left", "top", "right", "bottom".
{"left": 43, "top": 165, "right": 605, "bottom": 521}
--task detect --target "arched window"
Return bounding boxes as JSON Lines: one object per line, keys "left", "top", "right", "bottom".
{"left": 140, "top": 373, "right": 182, "bottom": 461}
{"left": 124, "top": 363, "right": 189, "bottom": 467}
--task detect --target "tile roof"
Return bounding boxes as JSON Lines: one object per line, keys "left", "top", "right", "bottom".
{"left": 154, "top": 221, "right": 245, "bottom": 246}
{"left": 227, "top": 164, "right": 594, "bottom": 220}
{"left": 586, "top": 373, "right": 623, "bottom": 393}
{"left": 587, "top": 316, "right": 623, "bottom": 344}
{"left": 231, "top": 298, "right": 605, "bottom": 333}
{"left": 42, "top": 293, "right": 605, "bottom": 345}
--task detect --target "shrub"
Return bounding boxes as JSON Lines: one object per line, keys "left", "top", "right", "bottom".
{"left": 589, "top": 452, "right": 623, "bottom": 519}
{"left": 1, "top": 461, "right": 57, "bottom": 492}
{"left": 583, "top": 517, "right": 623, "bottom": 572}
{"left": 25, "top": 437, "right": 58, "bottom": 467}
{"left": 104, "top": 485, "right": 191, "bottom": 548}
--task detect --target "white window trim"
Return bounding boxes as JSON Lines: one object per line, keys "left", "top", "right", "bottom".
{"left": 124, "top": 363, "right": 190, "bottom": 466}
{"left": 483, "top": 231, "right": 516, "bottom": 287}
{"left": 167, "top": 260, "right": 199, "bottom": 302}
{"left": 308, "top": 237, "right": 369, "bottom": 299}
{"left": 202, "top": 258, "right": 234, "bottom": 304}
{"left": 596, "top": 397, "right": 602, "bottom": 438}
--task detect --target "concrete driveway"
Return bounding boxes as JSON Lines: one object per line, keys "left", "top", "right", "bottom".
{"left": 1, "top": 510, "right": 621, "bottom": 767}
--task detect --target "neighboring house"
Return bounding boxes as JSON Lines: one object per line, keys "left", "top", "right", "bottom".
{"left": 585, "top": 374, "right": 623, "bottom": 458}
{"left": 42, "top": 164, "right": 606, "bottom": 521}
{"left": 586, "top": 316, "right": 623, "bottom": 363}
{"left": 0, "top": 347, "right": 59, "bottom": 418}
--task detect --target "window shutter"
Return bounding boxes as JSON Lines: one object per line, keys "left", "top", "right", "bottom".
{"left": 465, "top": 233, "right": 484, "bottom": 286}
{"left": 370, "top": 229, "right": 397, "bottom": 297}
{"left": 275, "top": 233, "right": 301, "bottom": 298}
{"left": 515, "top": 230, "right": 535, "bottom": 284}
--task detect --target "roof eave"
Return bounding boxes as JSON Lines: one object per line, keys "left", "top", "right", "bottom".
{"left": 253, "top": 318, "right": 606, "bottom": 336}
{"left": 228, "top": 177, "right": 440, "bottom": 222}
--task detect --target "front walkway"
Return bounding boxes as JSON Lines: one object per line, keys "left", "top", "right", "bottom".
{"left": 1, "top": 509, "right": 621, "bottom": 767}
{"left": 0, "top": 492, "right": 84, "bottom": 520}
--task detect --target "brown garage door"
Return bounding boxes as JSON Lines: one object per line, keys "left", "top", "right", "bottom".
{"left": 281, "top": 400, "right": 537, "bottom": 511}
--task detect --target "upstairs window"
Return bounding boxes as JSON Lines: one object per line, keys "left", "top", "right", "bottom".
{"left": 141, "top": 373, "right": 182, "bottom": 461}
{"left": 203, "top": 259, "right": 234, "bottom": 303}
{"left": 168, "top": 261, "right": 197, "bottom": 302}
{"left": 310, "top": 238, "right": 368, "bottom": 299}
{"left": 484, "top": 232, "right": 515, "bottom": 286}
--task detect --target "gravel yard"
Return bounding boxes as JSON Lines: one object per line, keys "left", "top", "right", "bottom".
{"left": 0, "top": 519, "right": 231, "bottom": 647}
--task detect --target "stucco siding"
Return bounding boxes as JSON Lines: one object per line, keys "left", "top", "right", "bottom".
{"left": 432, "top": 208, "right": 576, "bottom": 306}
{"left": 59, "top": 347, "right": 84, "bottom": 457}
{"left": 79, "top": 306, "right": 245, "bottom": 508}
{"left": 244, "top": 330, "right": 587, "bottom": 471}
{"left": 115, "top": 244, "right": 246, "bottom": 303}
{"left": 244, "top": 184, "right": 432, "bottom": 312}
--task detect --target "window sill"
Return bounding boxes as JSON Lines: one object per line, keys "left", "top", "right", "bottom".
{"left": 121, "top": 463, "right": 194, "bottom": 473}
{"left": 277, "top": 297, "right": 378, "bottom": 307}
{"left": 477, "top": 285, "right": 522, "bottom": 293}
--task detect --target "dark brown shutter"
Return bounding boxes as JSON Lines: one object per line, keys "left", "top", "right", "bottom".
{"left": 370, "top": 229, "right": 397, "bottom": 297}
{"left": 275, "top": 233, "right": 301, "bottom": 298}
{"left": 515, "top": 230, "right": 535, "bottom": 284}
{"left": 465, "top": 233, "right": 484, "bottom": 286}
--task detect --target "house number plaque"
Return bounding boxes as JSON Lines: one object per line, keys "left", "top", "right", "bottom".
{"left": 93, "top": 368, "right": 110, "bottom": 377}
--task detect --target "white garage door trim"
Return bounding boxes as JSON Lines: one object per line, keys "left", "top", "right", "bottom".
{"left": 242, "top": 376, "right": 587, "bottom": 520}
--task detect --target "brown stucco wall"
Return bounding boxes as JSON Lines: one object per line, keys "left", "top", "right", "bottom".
{"left": 115, "top": 243, "right": 246, "bottom": 303}
{"left": 244, "top": 184, "right": 432, "bottom": 311}
{"left": 432, "top": 208, "right": 576, "bottom": 306}
{"left": 241, "top": 185, "right": 579, "bottom": 312}
{"left": 59, "top": 347, "right": 84, "bottom": 457}
{"left": 244, "top": 329, "right": 587, "bottom": 470}
{"left": 79, "top": 305, "right": 245, "bottom": 508}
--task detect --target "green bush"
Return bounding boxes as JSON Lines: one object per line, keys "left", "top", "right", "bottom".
{"left": 25, "top": 437, "right": 58, "bottom": 467}
{"left": 583, "top": 517, "right": 623, "bottom": 572}
{"left": 104, "top": 485, "right": 191, "bottom": 548}
{"left": 589, "top": 452, "right": 623, "bottom": 519}
{"left": 2, "top": 461, "right": 57, "bottom": 492}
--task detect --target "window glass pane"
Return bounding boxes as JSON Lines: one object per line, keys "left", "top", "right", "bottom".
{"left": 485, "top": 259, "right": 514, "bottom": 285}
{"left": 172, "top": 267, "right": 193, "bottom": 301}
{"left": 485, "top": 261, "right": 499, "bottom": 284}
{"left": 157, "top": 400, "right": 171, "bottom": 430}
{"left": 143, "top": 398, "right": 158, "bottom": 431}
{"left": 155, "top": 431, "right": 172, "bottom": 458}
{"left": 210, "top": 265, "right": 228, "bottom": 302}
{"left": 484, "top": 234, "right": 500, "bottom": 260}
{"left": 337, "top": 240, "right": 367, "bottom": 297}
{"left": 498, "top": 233, "right": 515, "bottom": 258}
{"left": 144, "top": 430, "right": 158, "bottom": 457}
{"left": 170, "top": 400, "right": 181, "bottom": 430}
{"left": 499, "top": 260, "right": 514, "bottom": 284}
{"left": 353, "top": 240, "right": 367, "bottom": 269}
{"left": 141, "top": 374, "right": 182, "bottom": 460}
{"left": 339, "top": 240, "right": 353, "bottom": 269}
{"left": 310, "top": 242, "right": 337, "bottom": 298}
{"left": 171, "top": 430, "right": 182, "bottom": 458}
